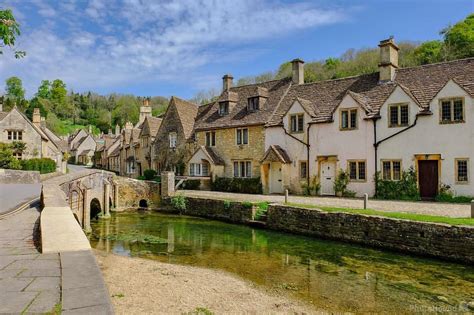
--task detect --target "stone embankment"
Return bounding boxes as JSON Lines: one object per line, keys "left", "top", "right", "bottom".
{"left": 161, "top": 196, "right": 474, "bottom": 264}
{"left": 113, "top": 177, "right": 160, "bottom": 210}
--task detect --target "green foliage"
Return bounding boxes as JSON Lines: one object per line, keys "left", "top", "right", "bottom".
{"left": 143, "top": 169, "right": 157, "bottom": 180}
{"left": 435, "top": 184, "right": 473, "bottom": 203}
{"left": 5, "top": 76, "right": 25, "bottom": 108}
{"left": 211, "top": 177, "right": 263, "bottom": 194}
{"left": 181, "top": 179, "right": 200, "bottom": 190}
{"left": 414, "top": 40, "right": 444, "bottom": 64}
{"left": 301, "top": 176, "right": 320, "bottom": 196}
{"left": 21, "top": 158, "right": 56, "bottom": 174}
{"left": 334, "top": 170, "right": 355, "bottom": 197}
{"left": 0, "top": 9, "right": 25, "bottom": 58}
{"left": 25, "top": 97, "right": 48, "bottom": 120}
{"left": 223, "top": 200, "right": 231, "bottom": 210}
{"left": 170, "top": 194, "right": 187, "bottom": 211}
{"left": 442, "top": 13, "right": 474, "bottom": 60}
{"left": 375, "top": 167, "right": 420, "bottom": 200}
{"left": 0, "top": 142, "right": 21, "bottom": 169}
{"left": 103, "top": 230, "right": 168, "bottom": 244}
{"left": 254, "top": 202, "right": 269, "bottom": 220}
{"left": 241, "top": 201, "right": 253, "bottom": 209}
{"left": 187, "top": 307, "right": 214, "bottom": 315}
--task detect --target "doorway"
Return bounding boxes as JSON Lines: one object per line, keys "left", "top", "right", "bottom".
{"left": 269, "top": 162, "right": 283, "bottom": 194}
{"left": 320, "top": 160, "right": 336, "bottom": 195}
{"left": 418, "top": 160, "right": 438, "bottom": 200}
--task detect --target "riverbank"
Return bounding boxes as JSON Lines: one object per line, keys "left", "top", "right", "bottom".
{"left": 94, "top": 251, "right": 318, "bottom": 314}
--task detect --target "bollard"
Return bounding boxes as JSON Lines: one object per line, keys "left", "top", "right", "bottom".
{"left": 285, "top": 189, "right": 289, "bottom": 204}
{"left": 364, "top": 193, "right": 369, "bottom": 209}
{"left": 471, "top": 200, "right": 474, "bottom": 219}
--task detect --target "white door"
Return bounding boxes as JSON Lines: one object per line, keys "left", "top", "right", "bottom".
{"left": 269, "top": 162, "right": 283, "bottom": 194}
{"left": 320, "top": 161, "right": 336, "bottom": 195}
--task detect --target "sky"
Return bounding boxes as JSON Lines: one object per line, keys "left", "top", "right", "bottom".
{"left": 0, "top": 0, "right": 472, "bottom": 99}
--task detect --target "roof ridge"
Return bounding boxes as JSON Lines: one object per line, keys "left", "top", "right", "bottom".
{"left": 396, "top": 57, "right": 474, "bottom": 72}
{"left": 231, "top": 77, "right": 291, "bottom": 89}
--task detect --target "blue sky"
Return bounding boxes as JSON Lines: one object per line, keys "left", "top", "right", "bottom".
{"left": 0, "top": 0, "right": 472, "bottom": 99}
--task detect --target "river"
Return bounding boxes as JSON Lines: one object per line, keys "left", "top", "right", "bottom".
{"left": 89, "top": 211, "right": 474, "bottom": 313}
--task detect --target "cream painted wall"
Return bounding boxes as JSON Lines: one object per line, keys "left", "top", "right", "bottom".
{"left": 377, "top": 80, "right": 474, "bottom": 196}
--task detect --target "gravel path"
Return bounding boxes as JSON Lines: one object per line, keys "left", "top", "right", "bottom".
{"left": 180, "top": 190, "right": 471, "bottom": 218}
{"left": 95, "top": 252, "right": 319, "bottom": 315}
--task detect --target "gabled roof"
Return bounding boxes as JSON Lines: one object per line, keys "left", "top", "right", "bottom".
{"left": 261, "top": 145, "right": 292, "bottom": 164}
{"left": 172, "top": 96, "right": 199, "bottom": 139}
{"left": 140, "top": 116, "right": 162, "bottom": 138}
{"left": 195, "top": 78, "right": 292, "bottom": 131}
{"left": 189, "top": 146, "right": 225, "bottom": 166}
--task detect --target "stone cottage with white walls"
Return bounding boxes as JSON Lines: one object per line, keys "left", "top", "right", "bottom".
{"left": 264, "top": 38, "right": 474, "bottom": 199}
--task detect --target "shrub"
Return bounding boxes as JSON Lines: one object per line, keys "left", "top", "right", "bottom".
{"left": 301, "top": 176, "right": 320, "bottom": 196}
{"left": 21, "top": 158, "right": 56, "bottom": 174}
{"left": 375, "top": 167, "right": 420, "bottom": 200}
{"left": 254, "top": 202, "right": 269, "bottom": 220}
{"left": 181, "top": 179, "right": 201, "bottom": 190}
{"left": 241, "top": 201, "right": 253, "bottom": 209}
{"left": 211, "top": 177, "right": 263, "bottom": 194}
{"left": 0, "top": 142, "right": 22, "bottom": 169}
{"left": 170, "top": 194, "right": 187, "bottom": 211}
{"left": 143, "top": 169, "right": 157, "bottom": 180}
{"left": 333, "top": 170, "right": 355, "bottom": 197}
{"left": 435, "top": 183, "right": 473, "bottom": 203}
{"left": 223, "top": 200, "right": 231, "bottom": 210}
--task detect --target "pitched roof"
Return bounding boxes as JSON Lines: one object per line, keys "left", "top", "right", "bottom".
{"left": 195, "top": 78, "right": 291, "bottom": 130}
{"left": 141, "top": 116, "right": 162, "bottom": 138}
{"left": 0, "top": 111, "right": 8, "bottom": 121}
{"left": 172, "top": 97, "right": 199, "bottom": 139}
{"left": 268, "top": 58, "right": 474, "bottom": 126}
{"left": 109, "top": 145, "right": 121, "bottom": 157}
{"left": 261, "top": 145, "right": 292, "bottom": 164}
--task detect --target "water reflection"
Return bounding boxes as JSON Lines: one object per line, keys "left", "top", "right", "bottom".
{"left": 90, "top": 212, "right": 474, "bottom": 313}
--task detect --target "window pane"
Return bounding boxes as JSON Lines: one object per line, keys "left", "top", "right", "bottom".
{"left": 233, "top": 162, "right": 239, "bottom": 177}
{"left": 246, "top": 161, "right": 252, "bottom": 177}
{"left": 349, "top": 162, "right": 357, "bottom": 180}
{"left": 350, "top": 110, "right": 357, "bottom": 128}
{"left": 382, "top": 161, "right": 391, "bottom": 180}
{"left": 390, "top": 106, "right": 399, "bottom": 126}
{"left": 441, "top": 101, "right": 451, "bottom": 121}
{"left": 206, "top": 133, "right": 210, "bottom": 146}
{"left": 453, "top": 100, "right": 463, "bottom": 121}
{"left": 202, "top": 163, "right": 209, "bottom": 176}
{"left": 243, "top": 129, "right": 248, "bottom": 144}
{"left": 358, "top": 162, "right": 366, "bottom": 180}
{"left": 300, "top": 161, "right": 307, "bottom": 178}
{"left": 190, "top": 164, "right": 195, "bottom": 176}
{"left": 297, "top": 115, "right": 304, "bottom": 132}
{"left": 400, "top": 105, "right": 409, "bottom": 126}
{"left": 392, "top": 161, "right": 401, "bottom": 180}
{"left": 240, "top": 162, "right": 245, "bottom": 178}
{"left": 341, "top": 111, "right": 348, "bottom": 129}
{"left": 212, "top": 132, "right": 216, "bottom": 146}
{"left": 290, "top": 115, "right": 297, "bottom": 132}
{"left": 236, "top": 129, "right": 242, "bottom": 145}
{"left": 457, "top": 160, "right": 468, "bottom": 182}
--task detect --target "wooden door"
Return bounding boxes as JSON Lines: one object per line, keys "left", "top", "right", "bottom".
{"left": 269, "top": 162, "right": 283, "bottom": 194}
{"left": 321, "top": 161, "right": 336, "bottom": 195}
{"left": 418, "top": 160, "right": 438, "bottom": 200}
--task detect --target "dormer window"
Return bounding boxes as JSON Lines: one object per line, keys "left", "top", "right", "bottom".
{"left": 290, "top": 114, "right": 304, "bottom": 133}
{"left": 248, "top": 97, "right": 259, "bottom": 111}
{"left": 219, "top": 101, "right": 229, "bottom": 116}
{"left": 340, "top": 108, "right": 357, "bottom": 130}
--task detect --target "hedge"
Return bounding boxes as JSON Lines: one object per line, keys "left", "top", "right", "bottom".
{"left": 21, "top": 158, "right": 57, "bottom": 174}
{"left": 211, "top": 177, "right": 262, "bottom": 194}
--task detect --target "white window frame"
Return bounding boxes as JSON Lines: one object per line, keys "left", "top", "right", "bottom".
{"left": 388, "top": 103, "right": 409, "bottom": 127}
{"left": 236, "top": 128, "right": 249, "bottom": 145}
{"left": 205, "top": 131, "right": 216, "bottom": 147}
{"left": 289, "top": 113, "right": 304, "bottom": 133}
{"left": 455, "top": 158, "right": 469, "bottom": 184}
{"left": 7, "top": 130, "right": 23, "bottom": 141}
{"left": 219, "top": 102, "right": 229, "bottom": 116}
{"left": 169, "top": 132, "right": 177, "bottom": 148}
{"left": 233, "top": 161, "right": 252, "bottom": 178}
{"left": 440, "top": 98, "right": 465, "bottom": 124}
{"left": 381, "top": 160, "right": 402, "bottom": 181}
{"left": 340, "top": 108, "right": 357, "bottom": 130}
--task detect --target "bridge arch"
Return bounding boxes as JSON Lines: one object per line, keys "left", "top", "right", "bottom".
{"left": 90, "top": 198, "right": 102, "bottom": 220}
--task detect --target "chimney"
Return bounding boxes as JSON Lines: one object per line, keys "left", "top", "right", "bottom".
{"left": 222, "top": 74, "right": 233, "bottom": 92}
{"left": 0, "top": 99, "right": 3, "bottom": 112}
{"left": 139, "top": 97, "right": 152, "bottom": 123}
{"left": 108, "top": 128, "right": 112, "bottom": 135}
{"left": 88, "top": 125, "right": 92, "bottom": 134}
{"left": 40, "top": 116, "right": 46, "bottom": 127}
{"left": 115, "top": 124, "right": 121, "bottom": 135}
{"left": 33, "top": 108, "right": 41, "bottom": 126}
{"left": 291, "top": 59, "right": 305, "bottom": 85}
{"left": 125, "top": 121, "right": 133, "bottom": 130}
{"left": 378, "top": 37, "right": 399, "bottom": 82}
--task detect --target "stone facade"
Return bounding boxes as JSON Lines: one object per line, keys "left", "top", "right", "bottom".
{"left": 113, "top": 176, "right": 161, "bottom": 209}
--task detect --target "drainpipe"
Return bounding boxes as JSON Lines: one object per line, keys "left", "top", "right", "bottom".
{"left": 283, "top": 125, "right": 311, "bottom": 187}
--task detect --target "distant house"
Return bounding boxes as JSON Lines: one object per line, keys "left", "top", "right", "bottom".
{"left": 137, "top": 116, "right": 162, "bottom": 174}
{"left": 0, "top": 106, "right": 66, "bottom": 172}
{"left": 68, "top": 127, "right": 96, "bottom": 166}
{"left": 152, "top": 96, "right": 198, "bottom": 175}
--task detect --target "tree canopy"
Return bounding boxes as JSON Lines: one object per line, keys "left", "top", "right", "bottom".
{"left": 0, "top": 9, "right": 25, "bottom": 58}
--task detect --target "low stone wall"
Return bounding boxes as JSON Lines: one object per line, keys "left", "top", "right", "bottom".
{"left": 114, "top": 177, "right": 161, "bottom": 209}
{"left": 266, "top": 204, "right": 474, "bottom": 264}
{"left": 0, "top": 169, "right": 40, "bottom": 184}
{"left": 162, "top": 197, "right": 255, "bottom": 224}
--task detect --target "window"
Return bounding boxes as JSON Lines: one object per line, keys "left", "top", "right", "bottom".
{"left": 290, "top": 114, "right": 304, "bottom": 133}
{"left": 455, "top": 159, "right": 469, "bottom": 183}
{"left": 300, "top": 161, "right": 308, "bottom": 179}
{"left": 348, "top": 160, "right": 366, "bottom": 181}
{"left": 219, "top": 101, "right": 229, "bottom": 116}
{"left": 189, "top": 163, "right": 201, "bottom": 176}
{"left": 382, "top": 160, "right": 401, "bottom": 181}
{"left": 340, "top": 109, "right": 357, "bottom": 130}
{"left": 169, "top": 132, "right": 177, "bottom": 148}
{"left": 12, "top": 152, "right": 22, "bottom": 160}
{"left": 233, "top": 161, "right": 252, "bottom": 178}
{"left": 236, "top": 128, "right": 249, "bottom": 145}
{"left": 205, "top": 131, "right": 216, "bottom": 147}
{"left": 248, "top": 97, "right": 259, "bottom": 111}
{"left": 440, "top": 98, "right": 464, "bottom": 124}
{"left": 7, "top": 130, "right": 23, "bottom": 140}
{"left": 389, "top": 104, "right": 409, "bottom": 127}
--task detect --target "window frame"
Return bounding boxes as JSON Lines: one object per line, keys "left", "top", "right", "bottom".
{"left": 340, "top": 108, "right": 358, "bottom": 130}
{"left": 439, "top": 97, "right": 465, "bottom": 124}
{"left": 233, "top": 160, "right": 252, "bottom": 178}
{"left": 388, "top": 103, "right": 410, "bottom": 128}
{"left": 219, "top": 101, "right": 229, "bottom": 116}
{"left": 236, "top": 128, "right": 249, "bottom": 145}
{"left": 455, "top": 158, "right": 469, "bottom": 184}
{"left": 169, "top": 132, "right": 177, "bottom": 148}
{"left": 381, "top": 160, "right": 402, "bottom": 181}
{"left": 299, "top": 160, "right": 308, "bottom": 179}
{"left": 7, "top": 130, "right": 23, "bottom": 141}
{"left": 205, "top": 131, "right": 216, "bottom": 147}
{"left": 347, "top": 160, "right": 367, "bottom": 182}
{"left": 247, "top": 97, "right": 259, "bottom": 111}
{"left": 289, "top": 113, "right": 304, "bottom": 133}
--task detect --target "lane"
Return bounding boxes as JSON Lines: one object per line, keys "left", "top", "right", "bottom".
{"left": 0, "top": 184, "right": 42, "bottom": 215}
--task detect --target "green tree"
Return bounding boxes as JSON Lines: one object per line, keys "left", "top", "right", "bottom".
{"left": 442, "top": 13, "right": 474, "bottom": 60}
{"left": 36, "top": 80, "right": 51, "bottom": 99}
{"left": 5, "top": 76, "right": 25, "bottom": 109}
{"left": 414, "top": 40, "right": 443, "bottom": 65}
{"left": 0, "top": 143, "right": 22, "bottom": 169}
{"left": 50, "top": 79, "right": 72, "bottom": 118}
{"left": 0, "top": 9, "right": 25, "bottom": 58}
{"left": 25, "top": 97, "right": 47, "bottom": 120}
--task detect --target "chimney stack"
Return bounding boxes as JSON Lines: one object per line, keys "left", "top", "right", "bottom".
{"left": 125, "top": 121, "right": 133, "bottom": 130}
{"left": 139, "top": 97, "right": 152, "bottom": 123}
{"left": 378, "top": 37, "right": 399, "bottom": 82}
{"left": 291, "top": 59, "right": 305, "bottom": 85}
{"left": 33, "top": 108, "right": 41, "bottom": 126}
{"left": 222, "top": 74, "right": 233, "bottom": 92}
{"left": 0, "top": 98, "right": 3, "bottom": 112}
{"left": 88, "top": 125, "right": 92, "bottom": 134}
{"left": 115, "top": 124, "right": 121, "bottom": 135}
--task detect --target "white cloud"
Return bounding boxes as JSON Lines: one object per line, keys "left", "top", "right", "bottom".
{"left": 0, "top": 0, "right": 351, "bottom": 96}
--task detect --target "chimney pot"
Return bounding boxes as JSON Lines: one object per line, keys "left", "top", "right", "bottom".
{"left": 33, "top": 108, "right": 41, "bottom": 125}
{"left": 378, "top": 37, "right": 399, "bottom": 82}
{"left": 291, "top": 59, "right": 305, "bottom": 85}
{"left": 222, "top": 74, "right": 233, "bottom": 92}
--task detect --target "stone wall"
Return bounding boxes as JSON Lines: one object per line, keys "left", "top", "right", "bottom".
{"left": 162, "top": 196, "right": 255, "bottom": 224}
{"left": 114, "top": 176, "right": 160, "bottom": 209}
{"left": 266, "top": 204, "right": 474, "bottom": 264}
{"left": 0, "top": 169, "right": 40, "bottom": 184}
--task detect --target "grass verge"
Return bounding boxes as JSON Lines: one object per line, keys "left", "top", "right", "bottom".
{"left": 285, "top": 203, "right": 474, "bottom": 226}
